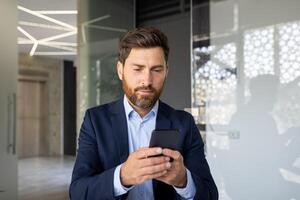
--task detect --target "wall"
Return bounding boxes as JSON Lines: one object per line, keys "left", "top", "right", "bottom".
{"left": 19, "top": 53, "right": 63, "bottom": 156}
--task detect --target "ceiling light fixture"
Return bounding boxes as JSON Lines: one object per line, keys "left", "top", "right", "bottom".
{"left": 18, "top": 37, "right": 33, "bottom": 44}
{"left": 17, "top": 26, "right": 36, "bottom": 42}
{"left": 19, "top": 21, "right": 73, "bottom": 31}
{"left": 40, "top": 41, "right": 77, "bottom": 47}
{"left": 30, "top": 42, "right": 38, "bottom": 56}
{"left": 18, "top": 6, "right": 78, "bottom": 57}
{"left": 18, "top": 39, "right": 77, "bottom": 47}
{"left": 18, "top": 6, "right": 77, "bottom": 31}
{"left": 34, "top": 10, "right": 77, "bottom": 15}
{"left": 86, "top": 24, "right": 127, "bottom": 32}
{"left": 34, "top": 52, "right": 76, "bottom": 55}
{"left": 39, "top": 31, "right": 77, "bottom": 42}
{"left": 39, "top": 43, "right": 76, "bottom": 52}
{"left": 17, "top": 26, "right": 38, "bottom": 56}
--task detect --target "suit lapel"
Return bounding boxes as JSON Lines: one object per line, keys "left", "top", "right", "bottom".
{"left": 109, "top": 98, "right": 129, "bottom": 163}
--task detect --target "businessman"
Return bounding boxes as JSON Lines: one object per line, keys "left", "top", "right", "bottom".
{"left": 70, "top": 27, "right": 218, "bottom": 200}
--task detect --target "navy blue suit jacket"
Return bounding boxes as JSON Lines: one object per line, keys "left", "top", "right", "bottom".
{"left": 70, "top": 98, "right": 218, "bottom": 200}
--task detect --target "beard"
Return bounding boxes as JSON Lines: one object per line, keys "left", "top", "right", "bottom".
{"left": 122, "top": 76, "right": 164, "bottom": 109}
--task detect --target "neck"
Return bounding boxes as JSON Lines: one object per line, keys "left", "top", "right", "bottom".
{"left": 135, "top": 107, "right": 151, "bottom": 118}
{"left": 127, "top": 99, "right": 153, "bottom": 118}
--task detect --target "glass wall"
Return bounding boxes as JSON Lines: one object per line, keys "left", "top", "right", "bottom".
{"left": 0, "top": 0, "right": 18, "bottom": 199}
{"left": 78, "top": 0, "right": 134, "bottom": 128}
{"left": 192, "top": 0, "right": 300, "bottom": 199}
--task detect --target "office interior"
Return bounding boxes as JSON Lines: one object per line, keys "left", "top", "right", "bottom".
{"left": 0, "top": 0, "right": 299, "bottom": 199}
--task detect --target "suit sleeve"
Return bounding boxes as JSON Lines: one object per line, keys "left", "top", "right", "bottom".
{"left": 183, "top": 114, "right": 219, "bottom": 200}
{"left": 69, "top": 110, "right": 126, "bottom": 200}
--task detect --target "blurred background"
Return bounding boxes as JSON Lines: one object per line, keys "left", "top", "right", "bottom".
{"left": 0, "top": 0, "right": 299, "bottom": 199}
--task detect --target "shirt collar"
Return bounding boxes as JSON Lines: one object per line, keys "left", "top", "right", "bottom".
{"left": 123, "top": 95, "right": 159, "bottom": 120}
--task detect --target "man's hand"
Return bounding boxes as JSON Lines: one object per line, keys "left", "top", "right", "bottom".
{"left": 155, "top": 149, "right": 187, "bottom": 188}
{"left": 120, "top": 147, "right": 171, "bottom": 187}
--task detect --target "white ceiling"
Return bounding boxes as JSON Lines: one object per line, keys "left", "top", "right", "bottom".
{"left": 18, "top": 0, "right": 77, "bottom": 61}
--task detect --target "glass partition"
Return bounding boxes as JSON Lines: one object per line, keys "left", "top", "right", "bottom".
{"left": 191, "top": 0, "right": 300, "bottom": 199}
{"left": 0, "top": 0, "right": 18, "bottom": 199}
{"left": 78, "top": 0, "right": 134, "bottom": 128}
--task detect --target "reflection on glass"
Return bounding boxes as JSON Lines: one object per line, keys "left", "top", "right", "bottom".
{"left": 244, "top": 26, "right": 274, "bottom": 78}
{"left": 191, "top": 1, "right": 300, "bottom": 199}
{"left": 89, "top": 54, "right": 122, "bottom": 106}
{"left": 78, "top": 0, "right": 134, "bottom": 127}
{"left": 279, "top": 21, "right": 300, "bottom": 84}
{"left": 192, "top": 44, "right": 237, "bottom": 125}
{"left": 224, "top": 75, "right": 284, "bottom": 199}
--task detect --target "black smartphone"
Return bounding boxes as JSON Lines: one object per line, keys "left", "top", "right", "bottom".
{"left": 149, "top": 129, "right": 180, "bottom": 150}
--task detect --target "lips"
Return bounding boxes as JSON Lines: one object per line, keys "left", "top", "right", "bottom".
{"left": 138, "top": 90, "right": 154, "bottom": 94}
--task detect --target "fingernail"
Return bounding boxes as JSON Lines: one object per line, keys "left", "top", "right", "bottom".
{"left": 166, "top": 162, "right": 171, "bottom": 168}
{"left": 156, "top": 148, "right": 162, "bottom": 154}
{"left": 165, "top": 157, "right": 170, "bottom": 161}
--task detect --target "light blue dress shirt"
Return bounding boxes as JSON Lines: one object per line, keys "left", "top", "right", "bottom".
{"left": 113, "top": 96, "right": 196, "bottom": 199}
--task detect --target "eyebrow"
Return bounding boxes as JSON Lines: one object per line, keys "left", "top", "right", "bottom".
{"left": 132, "top": 63, "right": 165, "bottom": 68}
{"left": 132, "top": 63, "right": 144, "bottom": 68}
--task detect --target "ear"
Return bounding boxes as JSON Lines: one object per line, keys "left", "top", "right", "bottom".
{"left": 117, "top": 61, "right": 123, "bottom": 80}
{"left": 165, "top": 64, "right": 169, "bottom": 78}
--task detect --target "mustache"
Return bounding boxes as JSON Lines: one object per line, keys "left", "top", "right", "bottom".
{"left": 134, "top": 85, "right": 155, "bottom": 92}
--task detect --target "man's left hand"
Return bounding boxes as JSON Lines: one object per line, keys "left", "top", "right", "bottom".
{"left": 155, "top": 149, "right": 187, "bottom": 188}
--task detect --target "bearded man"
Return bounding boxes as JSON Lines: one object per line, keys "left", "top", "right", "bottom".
{"left": 69, "top": 27, "right": 218, "bottom": 200}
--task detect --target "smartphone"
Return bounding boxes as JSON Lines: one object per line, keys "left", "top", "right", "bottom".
{"left": 149, "top": 129, "right": 180, "bottom": 150}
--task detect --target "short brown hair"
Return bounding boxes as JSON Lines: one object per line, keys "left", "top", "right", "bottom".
{"left": 118, "top": 27, "right": 169, "bottom": 64}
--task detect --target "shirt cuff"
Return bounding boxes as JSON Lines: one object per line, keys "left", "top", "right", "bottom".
{"left": 113, "top": 164, "right": 134, "bottom": 196}
{"left": 173, "top": 168, "right": 196, "bottom": 200}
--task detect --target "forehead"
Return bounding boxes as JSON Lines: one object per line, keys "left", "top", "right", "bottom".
{"left": 126, "top": 47, "right": 166, "bottom": 64}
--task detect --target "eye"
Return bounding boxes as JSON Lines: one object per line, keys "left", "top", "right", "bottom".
{"left": 153, "top": 68, "right": 163, "bottom": 72}
{"left": 133, "top": 68, "right": 142, "bottom": 71}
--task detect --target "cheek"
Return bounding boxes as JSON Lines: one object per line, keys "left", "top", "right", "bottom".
{"left": 123, "top": 74, "right": 137, "bottom": 89}
{"left": 153, "top": 75, "right": 166, "bottom": 87}
{"left": 126, "top": 73, "right": 144, "bottom": 86}
{"left": 124, "top": 69, "right": 138, "bottom": 80}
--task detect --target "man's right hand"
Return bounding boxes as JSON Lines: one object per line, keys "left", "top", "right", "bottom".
{"left": 120, "top": 147, "right": 171, "bottom": 187}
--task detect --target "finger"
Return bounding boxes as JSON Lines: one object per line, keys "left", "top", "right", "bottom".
{"left": 136, "top": 147, "right": 163, "bottom": 159}
{"left": 155, "top": 173, "right": 170, "bottom": 183}
{"left": 155, "top": 174, "right": 168, "bottom": 182}
{"left": 140, "top": 162, "right": 171, "bottom": 176}
{"left": 142, "top": 170, "right": 168, "bottom": 181}
{"left": 134, "top": 147, "right": 148, "bottom": 154}
{"left": 162, "top": 149, "right": 181, "bottom": 161}
{"left": 140, "top": 156, "right": 170, "bottom": 167}
{"left": 132, "top": 147, "right": 150, "bottom": 159}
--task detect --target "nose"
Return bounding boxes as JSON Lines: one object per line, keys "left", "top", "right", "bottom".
{"left": 141, "top": 69, "right": 153, "bottom": 86}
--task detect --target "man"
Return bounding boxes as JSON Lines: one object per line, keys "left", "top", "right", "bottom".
{"left": 70, "top": 27, "right": 218, "bottom": 200}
